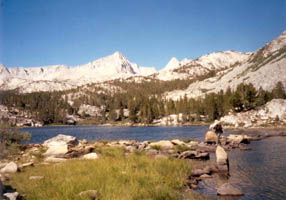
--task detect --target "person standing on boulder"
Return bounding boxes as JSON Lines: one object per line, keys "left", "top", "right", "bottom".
{"left": 210, "top": 120, "right": 223, "bottom": 145}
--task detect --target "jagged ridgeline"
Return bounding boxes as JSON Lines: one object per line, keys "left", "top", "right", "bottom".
{"left": 0, "top": 31, "right": 286, "bottom": 126}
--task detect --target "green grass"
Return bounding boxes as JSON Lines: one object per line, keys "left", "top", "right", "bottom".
{"left": 7, "top": 147, "right": 198, "bottom": 200}
{"left": 175, "top": 145, "right": 191, "bottom": 153}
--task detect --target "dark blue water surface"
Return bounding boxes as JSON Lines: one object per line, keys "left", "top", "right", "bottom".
{"left": 21, "top": 126, "right": 286, "bottom": 200}
{"left": 23, "top": 125, "right": 209, "bottom": 144}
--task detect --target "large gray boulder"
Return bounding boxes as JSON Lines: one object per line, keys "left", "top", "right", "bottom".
{"left": 44, "top": 144, "right": 69, "bottom": 157}
{"left": 43, "top": 134, "right": 78, "bottom": 148}
{"left": 216, "top": 145, "right": 229, "bottom": 172}
{"left": 217, "top": 183, "right": 244, "bottom": 196}
{"left": 0, "top": 162, "right": 18, "bottom": 174}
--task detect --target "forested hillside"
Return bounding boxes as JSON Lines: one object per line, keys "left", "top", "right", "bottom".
{"left": 1, "top": 78, "right": 285, "bottom": 126}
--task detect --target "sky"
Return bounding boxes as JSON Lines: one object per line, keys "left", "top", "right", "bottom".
{"left": 1, "top": 0, "right": 285, "bottom": 70}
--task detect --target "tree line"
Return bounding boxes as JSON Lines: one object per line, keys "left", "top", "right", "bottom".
{"left": 0, "top": 80, "right": 285, "bottom": 125}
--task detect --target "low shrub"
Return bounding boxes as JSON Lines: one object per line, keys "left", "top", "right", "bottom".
{"left": 0, "top": 125, "right": 31, "bottom": 159}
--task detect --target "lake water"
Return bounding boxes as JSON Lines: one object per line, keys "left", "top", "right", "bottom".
{"left": 22, "top": 126, "right": 286, "bottom": 200}
{"left": 22, "top": 125, "right": 210, "bottom": 144}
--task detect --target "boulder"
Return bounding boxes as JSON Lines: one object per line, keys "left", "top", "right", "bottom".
{"left": 228, "top": 134, "right": 250, "bottom": 144}
{"left": 216, "top": 145, "right": 229, "bottom": 173}
{"left": 191, "top": 169, "right": 205, "bottom": 177}
{"left": 205, "top": 131, "right": 217, "bottom": 144}
{"left": 200, "top": 174, "right": 212, "bottom": 178}
{"left": 178, "top": 151, "right": 197, "bottom": 159}
{"left": 146, "top": 149, "right": 158, "bottom": 156}
{"left": 43, "top": 134, "right": 78, "bottom": 148}
{"left": 44, "top": 144, "right": 69, "bottom": 157}
{"left": 196, "top": 152, "right": 210, "bottom": 160}
{"left": 82, "top": 153, "right": 99, "bottom": 160}
{"left": 216, "top": 146, "right": 228, "bottom": 166}
{"left": 217, "top": 183, "right": 244, "bottom": 196}
{"left": 179, "top": 151, "right": 209, "bottom": 160}
{"left": 0, "top": 162, "right": 18, "bottom": 174}
{"left": 149, "top": 140, "right": 174, "bottom": 150}
{"left": 3, "top": 192, "right": 19, "bottom": 200}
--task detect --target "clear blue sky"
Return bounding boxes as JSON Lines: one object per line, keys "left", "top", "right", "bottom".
{"left": 1, "top": 0, "right": 285, "bottom": 70}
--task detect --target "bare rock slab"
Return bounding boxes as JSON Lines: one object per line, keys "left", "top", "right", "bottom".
{"left": 217, "top": 183, "right": 244, "bottom": 196}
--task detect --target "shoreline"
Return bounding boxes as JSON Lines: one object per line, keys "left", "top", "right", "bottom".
{"left": 1, "top": 129, "right": 286, "bottom": 199}
{"left": 19, "top": 122, "right": 286, "bottom": 129}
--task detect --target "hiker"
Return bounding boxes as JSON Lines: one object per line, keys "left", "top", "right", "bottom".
{"left": 210, "top": 120, "right": 223, "bottom": 145}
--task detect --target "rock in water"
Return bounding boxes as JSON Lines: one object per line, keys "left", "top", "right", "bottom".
{"left": 205, "top": 131, "right": 217, "bottom": 144}
{"left": 43, "top": 134, "right": 78, "bottom": 147}
{"left": 216, "top": 145, "right": 229, "bottom": 172}
{"left": 217, "top": 183, "right": 244, "bottom": 196}
{"left": 0, "top": 162, "right": 18, "bottom": 174}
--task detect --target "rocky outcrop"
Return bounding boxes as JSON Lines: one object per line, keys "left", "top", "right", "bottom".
{"left": 153, "top": 113, "right": 184, "bottom": 126}
{"left": 0, "top": 105, "right": 43, "bottom": 127}
{"left": 216, "top": 99, "right": 286, "bottom": 128}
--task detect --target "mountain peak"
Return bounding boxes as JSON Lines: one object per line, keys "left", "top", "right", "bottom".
{"left": 111, "top": 51, "right": 126, "bottom": 60}
{"left": 161, "top": 57, "right": 180, "bottom": 71}
{"left": 259, "top": 30, "right": 286, "bottom": 56}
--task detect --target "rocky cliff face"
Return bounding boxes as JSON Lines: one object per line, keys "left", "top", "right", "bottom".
{"left": 165, "top": 31, "right": 286, "bottom": 100}
{"left": 214, "top": 99, "right": 286, "bottom": 128}
{"left": 0, "top": 105, "right": 43, "bottom": 127}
